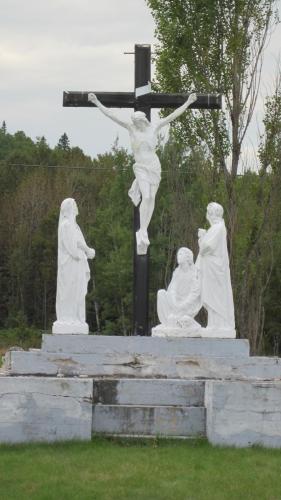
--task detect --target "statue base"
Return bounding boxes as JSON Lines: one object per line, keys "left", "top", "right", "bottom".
{"left": 52, "top": 321, "right": 89, "bottom": 335}
{"left": 152, "top": 324, "right": 236, "bottom": 339}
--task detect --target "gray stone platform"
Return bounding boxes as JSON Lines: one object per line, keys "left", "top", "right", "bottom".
{"left": 92, "top": 405, "right": 206, "bottom": 437}
{"left": 1, "top": 335, "right": 281, "bottom": 446}
{"left": 91, "top": 378, "right": 206, "bottom": 437}
{"left": 0, "top": 377, "right": 93, "bottom": 443}
{"left": 5, "top": 335, "right": 281, "bottom": 381}
{"left": 6, "top": 350, "right": 281, "bottom": 380}
{"left": 92, "top": 379, "right": 205, "bottom": 406}
{"left": 41, "top": 335, "right": 249, "bottom": 357}
{"left": 5, "top": 335, "right": 254, "bottom": 379}
{"left": 206, "top": 380, "right": 281, "bottom": 447}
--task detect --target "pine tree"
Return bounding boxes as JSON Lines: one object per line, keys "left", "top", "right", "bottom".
{"left": 1, "top": 121, "right": 6, "bottom": 134}
{"left": 57, "top": 132, "right": 70, "bottom": 151}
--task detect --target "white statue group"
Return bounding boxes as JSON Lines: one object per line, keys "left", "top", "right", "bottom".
{"left": 152, "top": 202, "right": 235, "bottom": 338}
{"left": 52, "top": 93, "right": 236, "bottom": 338}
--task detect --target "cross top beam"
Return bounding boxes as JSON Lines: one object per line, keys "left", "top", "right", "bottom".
{"left": 63, "top": 44, "right": 221, "bottom": 113}
{"left": 63, "top": 91, "right": 221, "bottom": 110}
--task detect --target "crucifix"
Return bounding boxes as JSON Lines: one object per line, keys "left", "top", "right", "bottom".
{"left": 63, "top": 44, "right": 221, "bottom": 336}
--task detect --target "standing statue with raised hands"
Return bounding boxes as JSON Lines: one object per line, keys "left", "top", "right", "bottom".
{"left": 88, "top": 92, "right": 197, "bottom": 254}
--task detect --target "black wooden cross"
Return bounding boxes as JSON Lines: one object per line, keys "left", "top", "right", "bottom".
{"left": 63, "top": 44, "right": 221, "bottom": 336}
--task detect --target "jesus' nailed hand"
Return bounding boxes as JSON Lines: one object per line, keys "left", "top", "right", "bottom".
{"left": 88, "top": 91, "right": 197, "bottom": 255}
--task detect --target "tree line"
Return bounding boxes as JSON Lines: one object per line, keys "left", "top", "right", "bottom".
{"left": 0, "top": 122, "right": 281, "bottom": 354}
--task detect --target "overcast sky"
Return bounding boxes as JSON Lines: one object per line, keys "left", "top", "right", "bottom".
{"left": 1, "top": 0, "right": 281, "bottom": 166}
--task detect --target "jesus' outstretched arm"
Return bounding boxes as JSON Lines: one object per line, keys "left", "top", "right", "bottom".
{"left": 88, "top": 93, "right": 130, "bottom": 130}
{"left": 155, "top": 93, "right": 197, "bottom": 131}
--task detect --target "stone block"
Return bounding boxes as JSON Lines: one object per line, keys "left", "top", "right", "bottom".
{"left": 92, "top": 404, "right": 206, "bottom": 437}
{"left": 205, "top": 380, "right": 281, "bottom": 447}
{"left": 0, "top": 377, "right": 93, "bottom": 444}
{"left": 41, "top": 335, "right": 250, "bottom": 358}
{"left": 93, "top": 379, "right": 205, "bottom": 406}
{"left": 6, "top": 349, "right": 281, "bottom": 380}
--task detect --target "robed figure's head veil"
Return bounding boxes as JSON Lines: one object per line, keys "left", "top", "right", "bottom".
{"left": 59, "top": 198, "right": 76, "bottom": 228}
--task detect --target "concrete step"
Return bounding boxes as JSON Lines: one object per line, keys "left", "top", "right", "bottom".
{"left": 93, "top": 379, "right": 205, "bottom": 406}
{"left": 6, "top": 349, "right": 281, "bottom": 380}
{"left": 206, "top": 380, "right": 281, "bottom": 447}
{"left": 92, "top": 404, "right": 206, "bottom": 437}
{"left": 0, "top": 376, "right": 93, "bottom": 444}
{"left": 42, "top": 334, "right": 250, "bottom": 358}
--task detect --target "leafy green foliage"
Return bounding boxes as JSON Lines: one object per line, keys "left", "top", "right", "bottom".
{"left": 1, "top": 118, "right": 281, "bottom": 353}
{"left": 147, "top": 0, "right": 277, "bottom": 174}
{"left": 145, "top": 0, "right": 281, "bottom": 353}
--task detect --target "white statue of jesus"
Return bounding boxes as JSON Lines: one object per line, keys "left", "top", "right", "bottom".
{"left": 88, "top": 92, "right": 197, "bottom": 254}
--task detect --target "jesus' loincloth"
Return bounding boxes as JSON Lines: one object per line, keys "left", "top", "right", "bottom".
{"left": 128, "top": 161, "right": 161, "bottom": 206}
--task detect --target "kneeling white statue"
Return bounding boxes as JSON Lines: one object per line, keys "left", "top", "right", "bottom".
{"left": 52, "top": 198, "right": 95, "bottom": 335}
{"left": 152, "top": 247, "right": 202, "bottom": 337}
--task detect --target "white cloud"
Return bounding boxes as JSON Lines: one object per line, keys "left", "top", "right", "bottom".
{"left": 0, "top": 0, "right": 156, "bottom": 155}
{"left": 1, "top": 0, "right": 281, "bottom": 162}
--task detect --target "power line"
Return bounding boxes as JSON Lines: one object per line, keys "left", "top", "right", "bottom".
{"left": 0, "top": 162, "right": 207, "bottom": 174}
{"left": 4, "top": 162, "right": 114, "bottom": 171}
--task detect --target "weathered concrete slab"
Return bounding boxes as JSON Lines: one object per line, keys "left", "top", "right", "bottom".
{"left": 205, "top": 380, "right": 281, "bottom": 448}
{"left": 93, "top": 379, "right": 205, "bottom": 406}
{"left": 92, "top": 405, "right": 206, "bottom": 437}
{"left": 6, "top": 349, "right": 281, "bottom": 380}
{"left": 0, "top": 377, "right": 93, "bottom": 443}
{"left": 42, "top": 335, "right": 250, "bottom": 358}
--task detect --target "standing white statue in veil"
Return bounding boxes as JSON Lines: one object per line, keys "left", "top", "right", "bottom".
{"left": 197, "top": 202, "right": 235, "bottom": 337}
{"left": 88, "top": 92, "right": 197, "bottom": 254}
{"left": 52, "top": 198, "right": 95, "bottom": 335}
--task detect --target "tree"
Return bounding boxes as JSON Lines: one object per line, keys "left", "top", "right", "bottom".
{"left": 1, "top": 121, "right": 6, "bottom": 134}
{"left": 147, "top": 0, "right": 277, "bottom": 249}
{"left": 1, "top": 122, "right": 281, "bottom": 352}
{"left": 35, "top": 136, "right": 51, "bottom": 165}
{"left": 257, "top": 71, "right": 281, "bottom": 355}
{"left": 146, "top": 0, "right": 278, "bottom": 351}
{"left": 57, "top": 132, "right": 70, "bottom": 152}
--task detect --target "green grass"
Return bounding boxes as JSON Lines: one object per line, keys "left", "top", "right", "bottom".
{"left": 0, "top": 327, "right": 42, "bottom": 366}
{"left": 0, "top": 327, "right": 42, "bottom": 351}
{"left": 1, "top": 438, "right": 281, "bottom": 499}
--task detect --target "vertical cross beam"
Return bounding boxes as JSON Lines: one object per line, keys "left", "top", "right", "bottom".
{"left": 133, "top": 45, "right": 151, "bottom": 336}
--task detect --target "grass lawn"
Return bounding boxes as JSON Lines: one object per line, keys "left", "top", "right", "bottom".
{"left": 0, "top": 438, "right": 281, "bottom": 499}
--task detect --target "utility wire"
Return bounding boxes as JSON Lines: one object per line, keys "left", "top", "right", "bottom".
{"left": 3, "top": 162, "right": 114, "bottom": 171}
{"left": 0, "top": 162, "right": 208, "bottom": 174}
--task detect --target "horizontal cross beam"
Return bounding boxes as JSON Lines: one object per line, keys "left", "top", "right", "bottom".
{"left": 63, "top": 91, "right": 222, "bottom": 109}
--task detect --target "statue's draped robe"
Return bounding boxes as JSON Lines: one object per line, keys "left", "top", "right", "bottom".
{"left": 56, "top": 220, "right": 90, "bottom": 324}
{"left": 157, "top": 265, "right": 201, "bottom": 325}
{"left": 197, "top": 220, "right": 235, "bottom": 330}
{"left": 128, "top": 128, "right": 161, "bottom": 206}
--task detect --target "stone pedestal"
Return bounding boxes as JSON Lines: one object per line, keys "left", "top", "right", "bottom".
{"left": 1, "top": 335, "right": 281, "bottom": 446}
{"left": 4, "top": 335, "right": 250, "bottom": 378}
{"left": 52, "top": 321, "right": 89, "bottom": 334}
{"left": 206, "top": 380, "right": 281, "bottom": 448}
{"left": 0, "top": 377, "right": 93, "bottom": 443}
{"left": 152, "top": 325, "right": 236, "bottom": 339}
